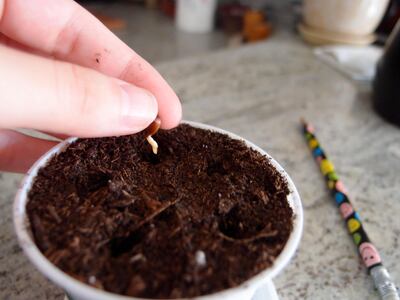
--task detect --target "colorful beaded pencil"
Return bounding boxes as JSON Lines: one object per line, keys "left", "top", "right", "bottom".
{"left": 301, "top": 119, "right": 399, "bottom": 300}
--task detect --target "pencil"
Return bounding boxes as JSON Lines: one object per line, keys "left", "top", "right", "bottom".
{"left": 301, "top": 119, "right": 399, "bottom": 300}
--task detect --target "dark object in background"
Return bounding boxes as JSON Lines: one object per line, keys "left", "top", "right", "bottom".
{"left": 373, "top": 21, "right": 400, "bottom": 127}
{"left": 217, "top": 3, "right": 248, "bottom": 34}
{"left": 90, "top": 10, "right": 127, "bottom": 30}
{"left": 160, "top": 0, "right": 175, "bottom": 18}
{"left": 376, "top": 0, "right": 400, "bottom": 44}
{"left": 377, "top": 0, "right": 400, "bottom": 34}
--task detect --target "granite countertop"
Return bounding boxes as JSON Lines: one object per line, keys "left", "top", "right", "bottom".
{"left": 1, "top": 35, "right": 400, "bottom": 299}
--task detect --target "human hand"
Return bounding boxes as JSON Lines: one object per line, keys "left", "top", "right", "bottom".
{"left": 0, "top": 0, "right": 181, "bottom": 173}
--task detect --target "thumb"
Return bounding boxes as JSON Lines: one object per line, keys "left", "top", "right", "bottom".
{"left": 0, "top": 45, "right": 158, "bottom": 137}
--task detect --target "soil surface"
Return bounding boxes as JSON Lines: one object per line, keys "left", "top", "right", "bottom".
{"left": 27, "top": 124, "right": 293, "bottom": 298}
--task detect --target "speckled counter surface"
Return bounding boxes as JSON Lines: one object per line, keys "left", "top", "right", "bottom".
{"left": 1, "top": 35, "right": 400, "bottom": 299}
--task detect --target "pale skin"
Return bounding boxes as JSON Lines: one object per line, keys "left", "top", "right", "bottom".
{"left": 0, "top": 0, "right": 182, "bottom": 173}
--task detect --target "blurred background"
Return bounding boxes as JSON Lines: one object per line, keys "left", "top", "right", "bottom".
{"left": 76, "top": 0, "right": 400, "bottom": 64}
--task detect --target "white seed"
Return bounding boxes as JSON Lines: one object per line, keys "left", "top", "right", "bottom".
{"left": 146, "top": 136, "right": 158, "bottom": 154}
{"left": 89, "top": 276, "right": 96, "bottom": 285}
{"left": 130, "top": 253, "right": 146, "bottom": 263}
{"left": 195, "top": 250, "right": 206, "bottom": 266}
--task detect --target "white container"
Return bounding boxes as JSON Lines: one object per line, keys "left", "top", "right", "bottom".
{"left": 176, "top": 0, "right": 217, "bottom": 33}
{"left": 14, "top": 121, "right": 303, "bottom": 300}
{"left": 303, "top": 0, "right": 390, "bottom": 36}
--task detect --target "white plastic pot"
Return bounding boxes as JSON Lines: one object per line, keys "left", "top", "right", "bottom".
{"left": 176, "top": 0, "right": 217, "bottom": 33}
{"left": 14, "top": 121, "right": 303, "bottom": 300}
{"left": 303, "top": 0, "right": 390, "bottom": 36}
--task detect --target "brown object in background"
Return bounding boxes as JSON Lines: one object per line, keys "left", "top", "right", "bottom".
{"left": 246, "top": 22, "right": 272, "bottom": 42}
{"left": 244, "top": 10, "right": 264, "bottom": 29}
{"left": 243, "top": 10, "right": 272, "bottom": 42}
{"left": 90, "top": 10, "right": 127, "bottom": 30}
{"left": 145, "top": 0, "right": 159, "bottom": 9}
{"left": 160, "top": 0, "right": 175, "bottom": 18}
{"left": 26, "top": 124, "right": 293, "bottom": 299}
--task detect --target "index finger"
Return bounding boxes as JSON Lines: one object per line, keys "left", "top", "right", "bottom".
{"left": 0, "top": 0, "right": 181, "bottom": 129}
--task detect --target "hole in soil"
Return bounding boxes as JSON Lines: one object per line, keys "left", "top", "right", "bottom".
{"left": 218, "top": 206, "right": 243, "bottom": 239}
{"left": 109, "top": 230, "right": 144, "bottom": 257}
{"left": 156, "top": 206, "right": 181, "bottom": 228}
{"left": 207, "top": 160, "right": 227, "bottom": 176}
{"left": 76, "top": 172, "right": 111, "bottom": 197}
{"left": 218, "top": 205, "right": 265, "bottom": 240}
{"left": 142, "top": 151, "right": 161, "bottom": 165}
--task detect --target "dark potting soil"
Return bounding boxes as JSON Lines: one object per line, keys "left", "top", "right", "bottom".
{"left": 27, "top": 124, "right": 293, "bottom": 298}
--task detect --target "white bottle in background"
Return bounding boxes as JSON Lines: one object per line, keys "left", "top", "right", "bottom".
{"left": 176, "top": 0, "right": 217, "bottom": 33}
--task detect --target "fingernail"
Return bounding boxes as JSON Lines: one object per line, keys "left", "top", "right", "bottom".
{"left": 119, "top": 83, "right": 158, "bottom": 131}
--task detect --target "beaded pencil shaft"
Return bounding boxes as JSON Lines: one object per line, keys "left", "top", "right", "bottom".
{"left": 301, "top": 120, "right": 399, "bottom": 300}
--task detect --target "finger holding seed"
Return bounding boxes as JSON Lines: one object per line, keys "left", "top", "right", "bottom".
{"left": 145, "top": 118, "right": 161, "bottom": 154}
